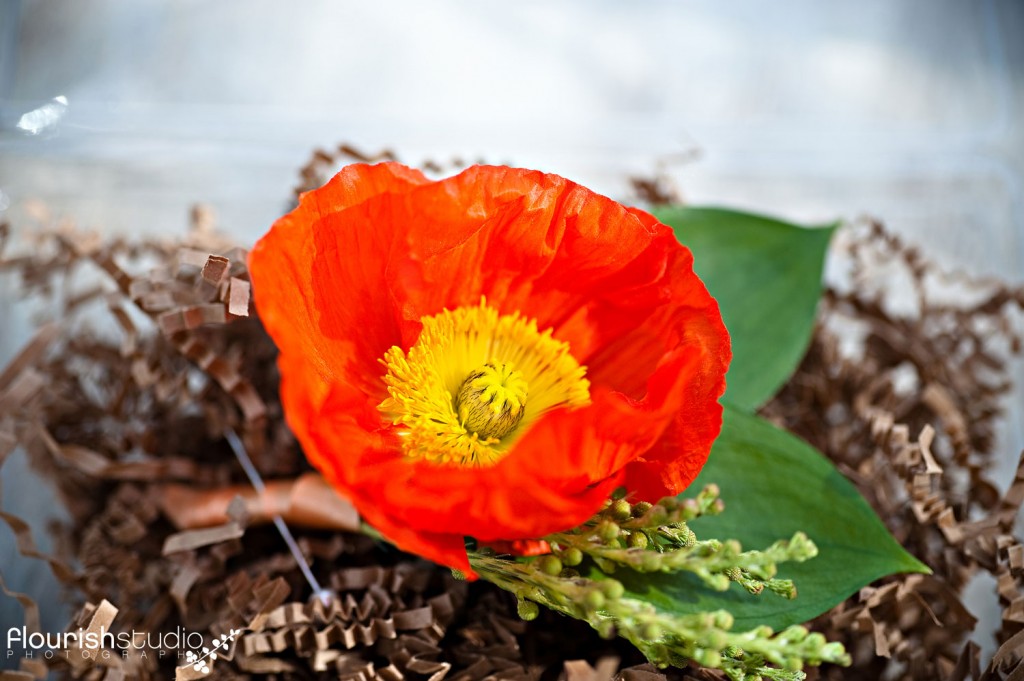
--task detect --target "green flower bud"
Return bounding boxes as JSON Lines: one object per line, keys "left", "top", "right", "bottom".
{"left": 706, "top": 574, "right": 730, "bottom": 591}
{"left": 536, "top": 555, "right": 563, "bottom": 576}
{"left": 821, "top": 642, "right": 851, "bottom": 664}
{"left": 713, "top": 611, "right": 734, "bottom": 629}
{"left": 681, "top": 527, "right": 697, "bottom": 547}
{"left": 597, "top": 620, "right": 617, "bottom": 639}
{"left": 627, "top": 531, "right": 649, "bottom": 549}
{"left": 632, "top": 501, "right": 653, "bottom": 518}
{"left": 783, "top": 625, "right": 808, "bottom": 642}
{"left": 743, "top": 582, "right": 765, "bottom": 596}
{"left": 560, "top": 546, "right": 583, "bottom": 566}
{"left": 806, "top": 632, "right": 827, "bottom": 649}
{"left": 516, "top": 599, "right": 540, "bottom": 621}
{"left": 693, "top": 648, "right": 721, "bottom": 668}
{"left": 767, "top": 578, "right": 797, "bottom": 599}
{"left": 705, "top": 630, "right": 728, "bottom": 650}
{"left": 600, "top": 579, "right": 624, "bottom": 600}
{"left": 721, "top": 644, "right": 742, "bottom": 659}
{"left": 609, "top": 499, "right": 632, "bottom": 522}
{"left": 647, "top": 643, "right": 669, "bottom": 663}
{"left": 597, "top": 520, "right": 620, "bottom": 543}
{"left": 584, "top": 589, "right": 605, "bottom": 610}
{"left": 640, "top": 622, "right": 662, "bottom": 641}
{"left": 789, "top": 531, "right": 819, "bottom": 559}
{"left": 700, "top": 539, "right": 722, "bottom": 554}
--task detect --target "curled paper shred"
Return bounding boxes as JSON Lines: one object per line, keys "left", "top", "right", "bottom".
{"left": 295, "top": 143, "right": 398, "bottom": 197}
{"left": 764, "top": 220, "right": 1024, "bottom": 680}
{"left": 65, "top": 599, "right": 119, "bottom": 666}
{"left": 0, "top": 571, "right": 41, "bottom": 641}
{"left": 162, "top": 521, "right": 246, "bottom": 555}
{"left": 292, "top": 142, "right": 489, "bottom": 198}
{"left": 228, "top": 277, "right": 251, "bottom": 317}
{"left": 3, "top": 168, "right": 1024, "bottom": 679}
{"left": 0, "top": 443, "right": 81, "bottom": 587}
{"left": 0, "top": 323, "right": 59, "bottom": 396}
{"left": 156, "top": 472, "right": 361, "bottom": 532}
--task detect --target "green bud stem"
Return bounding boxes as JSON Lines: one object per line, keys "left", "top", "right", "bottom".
{"left": 546, "top": 485, "right": 818, "bottom": 597}
{"left": 468, "top": 551, "right": 849, "bottom": 681}
{"left": 462, "top": 486, "right": 849, "bottom": 680}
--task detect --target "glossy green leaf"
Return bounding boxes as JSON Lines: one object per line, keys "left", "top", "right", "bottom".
{"left": 597, "top": 408, "right": 929, "bottom": 630}
{"left": 654, "top": 206, "right": 835, "bottom": 411}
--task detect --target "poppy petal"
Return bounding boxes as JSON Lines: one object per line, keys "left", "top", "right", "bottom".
{"left": 250, "top": 163, "right": 731, "bottom": 572}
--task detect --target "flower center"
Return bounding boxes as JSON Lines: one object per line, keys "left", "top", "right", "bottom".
{"left": 455, "top": 362, "right": 528, "bottom": 440}
{"left": 379, "top": 300, "right": 590, "bottom": 467}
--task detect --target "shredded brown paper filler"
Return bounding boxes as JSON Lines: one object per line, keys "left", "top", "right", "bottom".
{"left": 0, "top": 154, "right": 1023, "bottom": 680}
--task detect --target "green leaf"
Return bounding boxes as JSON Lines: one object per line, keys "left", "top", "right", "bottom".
{"left": 600, "top": 408, "right": 929, "bottom": 631}
{"left": 653, "top": 206, "right": 835, "bottom": 411}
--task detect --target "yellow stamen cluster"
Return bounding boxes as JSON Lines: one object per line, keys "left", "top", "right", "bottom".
{"left": 456, "top": 362, "right": 528, "bottom": 440}
{"left": 379, "top": 300, "right": 590, "bottom": 466}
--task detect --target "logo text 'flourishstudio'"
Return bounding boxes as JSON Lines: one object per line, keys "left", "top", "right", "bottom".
{"left": 6, "top": 626, "right": 226, "bottom": 662}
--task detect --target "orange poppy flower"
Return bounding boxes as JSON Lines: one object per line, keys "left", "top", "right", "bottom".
{"left": 249, "top": 163, "right": 730, "bottom": 575}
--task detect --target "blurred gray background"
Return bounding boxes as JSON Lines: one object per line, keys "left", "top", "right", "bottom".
{"left": 0, "top": 0, "right": 1022, "bottom": 665}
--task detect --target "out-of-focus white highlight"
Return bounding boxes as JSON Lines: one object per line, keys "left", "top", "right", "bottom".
{"left": 16, "top": 95, "right": 69, "bottom": 135}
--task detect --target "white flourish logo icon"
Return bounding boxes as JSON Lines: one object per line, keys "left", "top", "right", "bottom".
{"left": 183, "top": 629, "right": 240, "bottom": 675}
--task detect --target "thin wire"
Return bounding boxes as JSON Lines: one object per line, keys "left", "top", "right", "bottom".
{"left": 224, "top": 428, "right": 333, "bottom": 606}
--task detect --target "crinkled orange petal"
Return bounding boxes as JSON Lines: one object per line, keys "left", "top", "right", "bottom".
{"left": 250, "top": 163, "right": 731, "bottom": 572}
{"left": 249, "top": 163, "right": 429, "bottom": 396}
{"left": 276, "top": 342, "right": 474, "bottom": 574}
